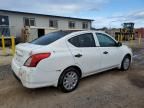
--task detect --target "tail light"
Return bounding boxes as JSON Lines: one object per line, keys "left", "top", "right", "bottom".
{"left": 24, "top": 53, "right": 51, "bottom": 67}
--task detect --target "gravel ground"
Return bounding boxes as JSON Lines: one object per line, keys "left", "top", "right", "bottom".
{"left": 0, "top": 40, "right": 144, "bottom": 108}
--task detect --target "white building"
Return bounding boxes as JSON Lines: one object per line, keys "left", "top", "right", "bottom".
{"left": 0, "top": 9, "right": 93, "bottom": 42}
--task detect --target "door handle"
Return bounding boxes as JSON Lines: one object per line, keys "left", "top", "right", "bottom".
{"left": 103, "top": 51, "right": 108, "bottom": 54}
{"left": 74, "top": 54, "right": 83, "bottom": 58}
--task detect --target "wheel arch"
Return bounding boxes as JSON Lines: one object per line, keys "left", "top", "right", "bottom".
{"left": 62, "top": 65, "right": 82, "bottom": 78}
{"left": 57, "top": 65, "right": 82, "bottom": 86}
{"left": 119, "top": 53, "right": 132, "bottom": 70}
{"left": 123, "top": 53, "right": 132, "bottom": 62}
{"left": 118, "top": 53, "right": 132, "bottom": 69}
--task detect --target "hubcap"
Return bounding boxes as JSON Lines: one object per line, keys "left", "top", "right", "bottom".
{"left": 124, "top": 58, "right": 130, "bottom": 70}
{"left": 63, "top": 71, "right": 78, "bottom": 90}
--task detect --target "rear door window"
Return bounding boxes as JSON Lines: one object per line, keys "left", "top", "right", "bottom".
{"left": 68, "top": 33, "right": 96, "bottom": 47}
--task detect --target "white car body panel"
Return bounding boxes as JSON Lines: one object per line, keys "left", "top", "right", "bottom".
{"left": 11, "top": 30, "right": 133, "bottom": 88}
{"left": 66, "top": 32, "right": 102, "bottom": 76}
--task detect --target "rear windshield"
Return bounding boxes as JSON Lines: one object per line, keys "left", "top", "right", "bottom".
{"left": 30, "top": 31, "right": 71, "bottom": 45}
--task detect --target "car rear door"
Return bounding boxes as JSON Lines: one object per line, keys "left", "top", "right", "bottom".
{"left": 95, "top": 32, "right": 122, "bottom": 69}
{"left": 66, "top": 32, "right": 102, "bottom": 76}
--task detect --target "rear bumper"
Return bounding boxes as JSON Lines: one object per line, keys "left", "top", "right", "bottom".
{"left": 12, "top": 69, "right": 21, "bottom": 82}
{"left": 11, "top": 59, "right": 59, "bottom": 88}
{"left": 11, "top": 59, "right": 37, "bottom": 88}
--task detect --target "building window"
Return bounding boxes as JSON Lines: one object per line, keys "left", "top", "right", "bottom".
{"left": 24, "top": 18, "right": 29, "bottom": 26}
{"left": 69, "top": 21, "right": 75, "bottom": 29}
{"left": 24, "top": 17, "right": 35, "bottom": 26}
{"left": 30, "top": 18, "right": 35, "bottom": 26}
{"left": 49, "top": 20, "right": 58, "bottom": 28}
{"left": 82, "top": 22, "right": 88, "bottom": 29}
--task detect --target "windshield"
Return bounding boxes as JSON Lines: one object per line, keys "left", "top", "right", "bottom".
{"left": 30, "top": 31, "right": 71, "bottom": 45}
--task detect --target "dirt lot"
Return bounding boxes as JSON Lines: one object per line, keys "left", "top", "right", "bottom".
{"left": 0, "top": 40, "right": 144, "bottom": 108}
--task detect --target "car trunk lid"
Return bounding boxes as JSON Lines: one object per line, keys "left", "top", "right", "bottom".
{"left": 14, "top": 43, "right": 43, "bottom": 66}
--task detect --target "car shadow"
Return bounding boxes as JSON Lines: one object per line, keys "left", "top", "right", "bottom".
{"left": 81, "top": 68, "right": 124, "bottom": 81}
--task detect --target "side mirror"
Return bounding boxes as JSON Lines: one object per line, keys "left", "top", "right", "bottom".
{"left": 116, "top": 42, "right": 122, "bottom": 47}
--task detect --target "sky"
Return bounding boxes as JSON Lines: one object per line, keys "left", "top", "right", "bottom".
{"left": 0, "top": 0, "right": 144, "bottom": 28}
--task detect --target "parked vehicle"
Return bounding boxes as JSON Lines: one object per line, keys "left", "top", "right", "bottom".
{"left": 11, "top": 30, "right": 132, "bottom": 92}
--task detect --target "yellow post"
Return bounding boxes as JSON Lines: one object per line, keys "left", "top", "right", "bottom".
{"left": 1, "top": 35, "right": 6, "bottom": 55}
{"left": 130, "top": 34, "right": 134, "bottom": 47}
{"left": 138, "top": 33, "right": 141, "bottom": 47}
{"left": 11, "top": 35, "right": 15, "bottom": 56}
{"left": 118, "top": 34, "right": 120, "bottom": 42}
{"left": 121, "top": 34, "right": 123, "bottom": 42}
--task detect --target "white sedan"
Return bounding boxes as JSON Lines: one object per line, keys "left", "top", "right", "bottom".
{"left": 11, "top": 30, "right": 132, "bottom": 92}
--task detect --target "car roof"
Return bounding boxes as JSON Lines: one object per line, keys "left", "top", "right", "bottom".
{"left": 58, "top": 30, "right": 105, "bottom": 34}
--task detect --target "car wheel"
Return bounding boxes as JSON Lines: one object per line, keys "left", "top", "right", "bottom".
{"left": 58, "top": 68, "right": 80, "bottom": 93}
{"left": 121, "top": 55, "right": 131, "bottom": 71}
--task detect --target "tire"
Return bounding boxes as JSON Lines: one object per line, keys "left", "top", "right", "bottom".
{"left": 58, "top": 68, "right": 80, "bottom": 93}
{"left": 121, "top": 55, "right": 131, "bottom": 71}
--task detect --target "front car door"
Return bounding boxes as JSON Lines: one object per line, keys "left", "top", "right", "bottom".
{"left": 95, "top": 32, "right": 122, "bottom": 69}
{"left": 66, "top": 32, "right": 102, "bottom": 76}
